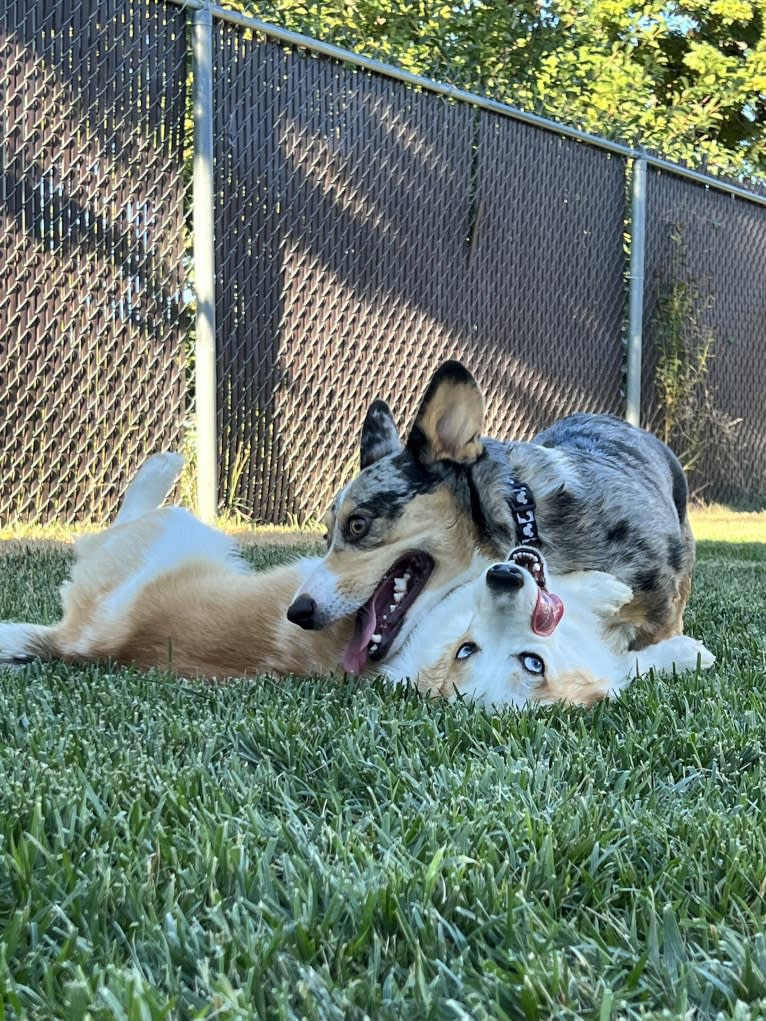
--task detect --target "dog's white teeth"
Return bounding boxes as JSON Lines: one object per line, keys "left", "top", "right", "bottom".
{"left": 403, "top": 571, "right": 412, "bottom": 582}
{"left": 371, "top": 633, "right": 382, "bottom": 643}
{"left": 393, "top": 591, "right": 404, "bottom": 604}
{"left": 393, "top": 577, "right": 407, "bottom": 593}
{"left": 369, "top": 643, "right": 379, "bottom": 654}
{"left": 532, "top": 564, "right": 541, "bottom": 574}
{"left": 389, "top": 604, "right": 397, "bottom": 613}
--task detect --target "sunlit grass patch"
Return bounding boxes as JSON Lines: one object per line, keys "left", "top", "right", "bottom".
{"left": 690, "top": 503, "right": 766, "bottom": 543}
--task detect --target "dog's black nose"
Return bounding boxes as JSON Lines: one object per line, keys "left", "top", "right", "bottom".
{"left": 486, "top": 563, "right": 525, "bottom": 590}
{"left": 286, "top": 594, "right": 318, "bottom": 629}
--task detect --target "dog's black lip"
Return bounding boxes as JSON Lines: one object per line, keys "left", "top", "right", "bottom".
{"left": 362, "top": 551, "right": 434, "bottom": 661}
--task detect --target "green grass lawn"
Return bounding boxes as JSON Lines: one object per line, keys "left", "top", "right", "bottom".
{"left": 1, "top": 528, "right": 765, "bottom": 1019}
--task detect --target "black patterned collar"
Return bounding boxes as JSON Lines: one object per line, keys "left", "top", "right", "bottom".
{"left": 508, "top": 479, "right": 540, "bottom": 547}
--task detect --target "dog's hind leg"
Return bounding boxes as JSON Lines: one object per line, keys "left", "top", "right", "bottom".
{"left": 0, "top": 622, "right": 59, "bottom": 666}
{"left": 0, "top": 455, "right": 185, "bottom": 672}
{"left": 114, "top": 452, "right": 184, "bottom": 525}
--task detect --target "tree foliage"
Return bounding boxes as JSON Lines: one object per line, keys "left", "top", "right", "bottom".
{"left": 233, "top": 0, "right": 766, "bottom": 180}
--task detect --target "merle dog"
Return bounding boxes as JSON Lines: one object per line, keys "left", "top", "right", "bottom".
{"left": 287, "top": 361, "right": 695, "bottom": 674}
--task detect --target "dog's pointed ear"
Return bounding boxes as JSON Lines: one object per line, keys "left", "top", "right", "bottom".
{"left": 407, "top": 361, "right": 484, "bottom": 466}
{"left": 360, "top": 400, "right": 402, "bottom": 469}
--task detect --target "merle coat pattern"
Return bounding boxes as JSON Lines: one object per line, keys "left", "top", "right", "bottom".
{"left": 288, "top": 361, "right": 694, "bottom": 658}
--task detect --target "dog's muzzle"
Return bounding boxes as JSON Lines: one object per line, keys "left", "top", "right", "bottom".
{"left": 486, "top": 563, "right": 525, "bottom": 591}
{"left": 287, "top": 594, "right": 319, "bottom": 630}
{"left": 489, "top": 549, "right": 565, "bottom": 636}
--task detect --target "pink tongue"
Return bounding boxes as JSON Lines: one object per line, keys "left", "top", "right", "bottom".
{"left": 342, "top": 603, "right": 378, "bottom": 674}
{"left": 532, "top": 589, "right": 564, "bottom": 636}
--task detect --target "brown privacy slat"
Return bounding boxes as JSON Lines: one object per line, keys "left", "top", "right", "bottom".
{"left": 212, "top": 24, "right": 628, "bottom": 523}
{"left": 642, "top": 169, "right": 766, "bottom": 505}
{"left": 0, "top": 0, "right": 188, "bottom": 523}
{"left": 464, "top": 115, "right": 627, "bottom": 435}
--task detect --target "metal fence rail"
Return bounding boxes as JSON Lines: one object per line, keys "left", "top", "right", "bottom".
{"left": 0, "top": 0, "right": 189, "bottom": 523}
{"left": 2, "top": 0, "right": 765, "bottom": 523}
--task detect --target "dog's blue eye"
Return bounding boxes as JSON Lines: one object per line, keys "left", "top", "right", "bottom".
{"left": 455, "top": 642, "right": 478, "bottom": 661}
{"left": 519, "top": 653, "right": 545, "bottom": 675}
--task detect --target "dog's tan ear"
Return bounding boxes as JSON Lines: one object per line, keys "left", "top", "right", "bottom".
{"left": 360, "top": 400, "right": 402, "bottom": 469}
{"left": 407, "top": 361, "right": 484, "bottom": 465}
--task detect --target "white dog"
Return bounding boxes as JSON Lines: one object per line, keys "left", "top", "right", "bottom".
{"left": 384, "top": 547, "right": 715, "bottom": 707}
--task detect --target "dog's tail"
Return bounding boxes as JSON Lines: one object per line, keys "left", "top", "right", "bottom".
{"left": 0, "top": 622, "right": 58, "bottom": 666}
{"left": 114, "top": 452, "right": 185, "bottom": 526}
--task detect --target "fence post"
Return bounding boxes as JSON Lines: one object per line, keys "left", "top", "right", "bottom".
{"left": 626, "top": 156, "right": 647, "bottom": 428}
{"left": 192, "top": 5, "right": 218, "bottom": 521}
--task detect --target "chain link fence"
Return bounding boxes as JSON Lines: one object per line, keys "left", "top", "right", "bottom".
{"left": 641, "top": 169, "right": 766, "bottom": 506}
{"left": 212, "top": 24, "right": 627, "bottom": 521}
{"left": 2, "top": 0, "right": 765, "bottom": 524}
{"left": 0, "top": 0, "right": 188, "bottom": 523}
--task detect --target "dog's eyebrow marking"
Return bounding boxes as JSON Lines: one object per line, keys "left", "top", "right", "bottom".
{"left": 350, "top": 462, "right": 442, "bottom": 521}
{"left": 355, "top": 489, "right": 411, "bottom": 519}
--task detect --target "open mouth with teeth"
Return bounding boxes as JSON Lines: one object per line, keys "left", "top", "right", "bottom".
{"left": 342, "top": 551, "right": 434, "bottom": 674}
{"left": 507, "top": 546, "right": 564, "bottom": 636}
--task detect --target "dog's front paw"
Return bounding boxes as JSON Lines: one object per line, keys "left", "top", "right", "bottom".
{"left": 691, "top": 639, "right": 716, "bottom": 670}
{"left": 631, "top": 634, "right": 715, "bottom": 678}
{"left": 670, "top": 635, "right": 715, "bottom": 671}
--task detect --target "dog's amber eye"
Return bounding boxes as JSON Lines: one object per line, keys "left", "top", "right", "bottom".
{"left": 345, "top": 514, "right": 371, "bottom": 541}
{"left": 455, "top": 642, "right": 478, "bottom": 661}
{"left": 519, "top": 653, "right": 544, "bottom": 675}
